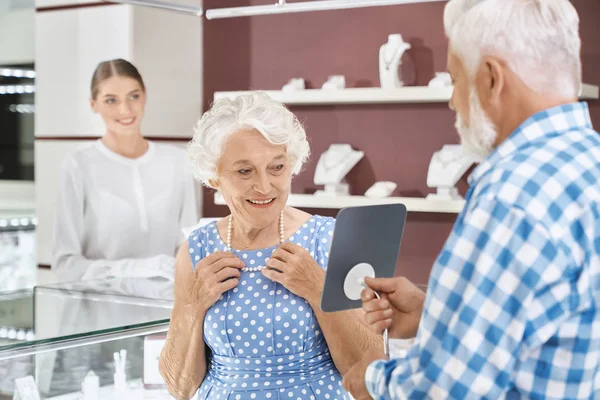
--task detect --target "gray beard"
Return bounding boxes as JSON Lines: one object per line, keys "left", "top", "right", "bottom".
{"left": 455, "top": 89, "right": 498, "bottom": 160}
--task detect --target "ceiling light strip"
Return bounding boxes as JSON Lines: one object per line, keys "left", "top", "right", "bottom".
{"left": 0, "top": 85, "right": 36, "bottom": 95}
{"left": 206, "top": 0, "right": 445, "bottom": 20}
{"left": 106, "top": 0, "right": 203, "bottom": 16}
{"left": 0, "top": 69, "right": 36, "bottom": 78}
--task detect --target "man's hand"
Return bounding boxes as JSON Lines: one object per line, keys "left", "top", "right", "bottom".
{"left": 342, "top": 347, "right": 387, "bottom": 400}
{"left": 361, "top": 276, "right": 426, "bottom": 339}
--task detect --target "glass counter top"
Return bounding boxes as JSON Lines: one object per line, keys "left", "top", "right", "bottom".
{"left": 0, "top": 277, "right": 173, "bottom": 358}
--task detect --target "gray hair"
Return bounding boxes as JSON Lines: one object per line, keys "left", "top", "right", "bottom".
{"left": 187, "top": 91, "right": 310, "bottom": 186}
{"left": 444, "top": 0, "right": 581, "bottom": 98}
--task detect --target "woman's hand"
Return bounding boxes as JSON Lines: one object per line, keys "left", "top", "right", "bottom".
{"left": 183, "top": 251, "right": 245, "bottom": 314}
{"left": 262, "top": 242, "right": 324, "bottom": 305}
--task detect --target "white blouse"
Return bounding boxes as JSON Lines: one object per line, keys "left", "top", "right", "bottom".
{"left": 51, "top": 140, "right": 198, "bottom": 282}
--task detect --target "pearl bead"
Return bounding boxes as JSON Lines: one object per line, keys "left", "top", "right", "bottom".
{"left": 227, "top": 210, "right": 285, "bottom": 272}
{"left": 242, "top": 266, "right": 265, "bottom": 272}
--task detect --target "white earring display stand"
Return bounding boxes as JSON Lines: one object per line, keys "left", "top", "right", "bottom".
{"left": 428, "top": 72, "right": 452, "bottom": 88}
{"left": 426, "top": 145, "right": 479, "bottom": 200}
{"left": 314, "top": 144, "right": 364, "bottom": 196}
{"left": 379, "top": 34, "right": 411, "bottom": 89}
{"left": 365, "top": 181, "right": 397, "bottom": 198}
{"left": 13, "top": 376, "right": 41, "bottom": 400}
{"left": 343, "top": 263, "right": 389, "bottom": 356}
{"left": 322, "top": 75, "right": 346, "bottom": 90}
{"left": 81, "top": 371, "right": 100, "bottom": 400}
{"left": 282, "top": 78, "right": 306, "bottom": 92}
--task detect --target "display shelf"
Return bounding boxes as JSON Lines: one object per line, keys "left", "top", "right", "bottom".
{"left": 213, "top": 83, "right": 599, "bottom": 105}
{"left": 214, "top": 86, "right": 453, "bottom": 105}
{"left": 214, "top": 192, "right": 465, "bottom": 213}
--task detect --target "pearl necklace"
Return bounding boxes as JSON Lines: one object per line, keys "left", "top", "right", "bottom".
{"left": 226, "top": 210, "right": 285, "bottom": 272}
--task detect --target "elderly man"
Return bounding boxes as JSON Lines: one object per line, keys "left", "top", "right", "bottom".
{"left": 344, "top": 0, "right": 600, "bottom": 399}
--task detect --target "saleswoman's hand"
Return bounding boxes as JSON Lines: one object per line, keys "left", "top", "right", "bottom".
{"left": 184, "top": 252, "right": 245, "bottom": 314}
{"left": 262, "top": 242, "right": 324, "bottom": 305}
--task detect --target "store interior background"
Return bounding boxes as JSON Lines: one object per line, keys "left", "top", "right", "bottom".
{"left": 0, "top": 0, "right": 599, "bottom": 290}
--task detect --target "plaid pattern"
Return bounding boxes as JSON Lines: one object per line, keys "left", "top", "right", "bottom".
{"left": 365, "top": 102, "right": 600, "bottom": 399}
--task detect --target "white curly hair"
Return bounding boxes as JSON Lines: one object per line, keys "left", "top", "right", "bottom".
{"left": 187, "top": 91, "right": 310, "bottom": 187}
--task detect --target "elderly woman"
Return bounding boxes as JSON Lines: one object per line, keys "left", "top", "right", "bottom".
{"left": 159, "top": 92, "right": 382, "bottom": 400}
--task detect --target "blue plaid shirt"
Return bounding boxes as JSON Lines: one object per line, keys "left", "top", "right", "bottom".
{"left": 365, "top": 102, "right": 600, "bottom": 399}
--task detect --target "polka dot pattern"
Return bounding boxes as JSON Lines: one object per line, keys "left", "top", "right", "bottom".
{"left": 190, "top": 216, "right": 348, "bottom": 399}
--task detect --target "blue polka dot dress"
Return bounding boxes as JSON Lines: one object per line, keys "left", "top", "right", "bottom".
{"left": 188, "top": 215, "right": 351, "bottom": 400}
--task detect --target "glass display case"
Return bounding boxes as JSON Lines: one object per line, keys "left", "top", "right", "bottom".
{"left": 0, "top": 277, "right": 175, "bottom": 399}
{"left": 0, "top": 214, "right": 36, "bottom": 292}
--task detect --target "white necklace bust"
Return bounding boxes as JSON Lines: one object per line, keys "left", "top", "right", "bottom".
{"left": 314, "top": 144, "right": 364, "bottom": 196}
{"left": 426, "top": 145, "right": 479, "bottom": 200}
{"left": 379, "top": 34, "right": 411, "bottom": 89}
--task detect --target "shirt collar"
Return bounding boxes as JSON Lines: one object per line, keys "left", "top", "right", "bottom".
{"left": 95, "top": 139, "right": 155, "bottom": 165}
{"left": 468, "top": 101, "right": 593, "bottom": 187}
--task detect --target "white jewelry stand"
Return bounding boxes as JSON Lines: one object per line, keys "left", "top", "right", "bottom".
{"left": 81, "top": 371, "right": 100, "bottom": 400}
{"left": 314, "top": 144, "right": 364, "bottom": 196}
{"left": 13, "top": 376, "right": 41, "bottom": 400}
{"left": 365, "top": 181, "right": 397, "bottom": 198}
{"left": 282, "top": 78, "right": 305, "bottom": 92}
{"left": 379, "top": 34, "right": 411, "bottom": 89}
{"left": 322, "top": 75, "right": 346, "bottom": 90}
{"left": 428, "top": 72, "right": 452, "bottom": 88}
{"left": 426, "top": 145, "right": 479, "bottom": 200}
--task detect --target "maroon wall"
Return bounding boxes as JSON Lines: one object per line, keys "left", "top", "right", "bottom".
{"left": 202, "top": 0, "right": 600, "bottom": 285}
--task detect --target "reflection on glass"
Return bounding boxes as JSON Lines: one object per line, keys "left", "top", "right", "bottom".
{"left": 0, "top": 289, "right": 33, "bottom": 397}
{"left": 0, "top": 216, "right": 36, "bottom": 292}
{"left": 0, "top": 277, "right": 173, "bottom": 352}
{"left": 34, "top": 277, "right": 173, "bottom": 340}
{"left": 0, "top": 289, "right": 33, "bottom": 346}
